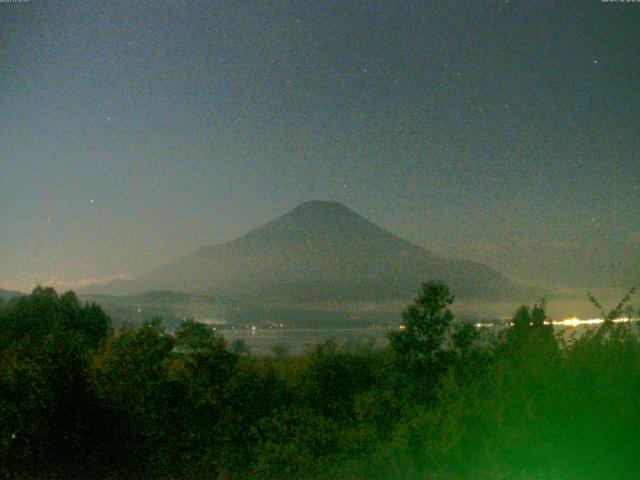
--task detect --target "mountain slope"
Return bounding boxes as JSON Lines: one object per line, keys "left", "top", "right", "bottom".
{"left": 0, "top": 288, "right": 23, "bottom": 301}
{"left": 82, "top": 201, "right": 519, "bottom": 301}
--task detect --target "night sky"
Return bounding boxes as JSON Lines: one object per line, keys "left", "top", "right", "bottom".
{"left": 1, "top": 0, "right": 639, "bottom": 293}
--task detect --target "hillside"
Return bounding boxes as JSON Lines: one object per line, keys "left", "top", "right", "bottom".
{"left": 0, "top": 288, "right": 23, "bottom": 302}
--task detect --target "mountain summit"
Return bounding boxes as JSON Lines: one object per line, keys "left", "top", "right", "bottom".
{"left": 82, "top": 201, "right": 518, "bottom": 301}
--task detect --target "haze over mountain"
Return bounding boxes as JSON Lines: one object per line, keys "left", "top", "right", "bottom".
{"left": 0, "top": 288, "right": 22, "bottom": 301}
{"left": 82, "top": 201, "right": 521, "bottom": 302}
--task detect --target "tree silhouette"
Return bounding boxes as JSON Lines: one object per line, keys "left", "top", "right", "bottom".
{"left": 388, "top": 281, "right": 455, "bottom": 402}
{"left": 389, "top": 282, "right": 454, "bottom": 362}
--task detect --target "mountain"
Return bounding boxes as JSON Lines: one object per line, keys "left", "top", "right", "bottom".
{"left": 82, "top": 201, "right": 521, "bottom": 302}
{"left": 0, "top": 288, "right": 23, "bottom": 302}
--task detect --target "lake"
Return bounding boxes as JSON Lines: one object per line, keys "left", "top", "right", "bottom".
{"left": 218, "top": 316, "right": 636, "bottom": 356}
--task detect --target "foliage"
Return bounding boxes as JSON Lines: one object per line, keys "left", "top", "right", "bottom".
{"left": 1, "top": 284, "right": 639, "bottom": 478}
{"left": 0, "top": 286, "right": 111, "bottom": 349}
{"left": 389, "top": 281, "right": 455, "bottom": 365}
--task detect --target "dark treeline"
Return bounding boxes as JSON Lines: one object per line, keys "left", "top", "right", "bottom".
{"left": 0, "top": 283, "right": 638, "bottom": 479}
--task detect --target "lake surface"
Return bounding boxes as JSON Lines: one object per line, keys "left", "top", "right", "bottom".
{"left": 220, "top": 327, "right": 389, "bottom": 355}
{"left": 218, "top": 317, "right": 637, "bottom": 356}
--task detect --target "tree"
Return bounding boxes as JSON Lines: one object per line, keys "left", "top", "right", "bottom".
{"left": 303, "top": 340, "right": 377, "bottom": 421}
{"left": 230, "top": 338, "right": 250, "bottom": 356}
{"left": 388, "top": 281, "right": 456, "bottom": 402}
{"left": 0, "top": 329, "right": 113, "bottom": 477}
{"left": 0, "top": 287, "right": 111, "bottom": 349}
{"left": 175, "top": 318, "right": 217, "bottom": 351}
{"left": 175, "top": 319, "right": 238, "bottom": 393}
{"left": 588, "top": 286, "right": 636, "bottom": 326}
{"left": 93, "top": 320, "right": 180, "bottom": 475}
{"left": 509, "top": 301, "right": 550, "bottom": 337}
{"left": 389, "top": 282, "right": 453, "bottom": 362}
